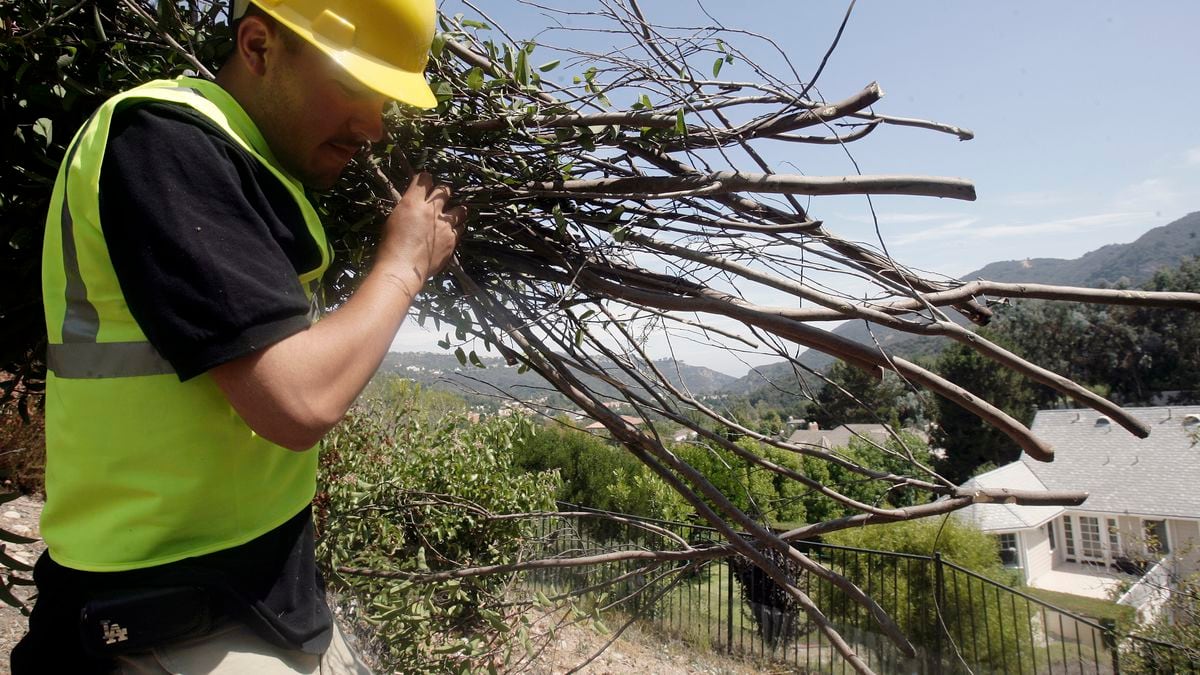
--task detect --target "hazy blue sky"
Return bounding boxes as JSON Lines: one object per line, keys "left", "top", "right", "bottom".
{"left": 393, "top": 1, "right": 1200, "bottom": 374}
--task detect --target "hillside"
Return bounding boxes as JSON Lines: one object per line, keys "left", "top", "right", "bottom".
{"left": 789, "top": 211, "right": 1200, "bottom": 375}
{"left": 970, "top": 211, "right": 1200, "bottom": 287}
{"left": 378, "top": 352, "right": 736, "bottom": 410}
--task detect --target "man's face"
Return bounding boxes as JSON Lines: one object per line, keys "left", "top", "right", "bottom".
{"left": 257, "top": 35, "right": 388, "bottom": 189}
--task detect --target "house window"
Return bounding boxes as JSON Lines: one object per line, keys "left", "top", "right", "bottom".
{"left": 1143, "top": 520, "right": 1170, "bottom": 555}
{"left": 1047, "top": 521, "right": 1056, "bottom": 551}
{"left": 997, "top": 533, "right": 1020, "bottom": 568}
{"left": 1079, "top": 516, "right": 1104, "bottom": 561}
{"left": 1106, "top": 518, "right": 1120, "bottom": 557}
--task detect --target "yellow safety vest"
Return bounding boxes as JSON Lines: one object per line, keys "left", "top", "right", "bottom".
{"left": 41, "top": 77, "right": 330, "bottom": 571}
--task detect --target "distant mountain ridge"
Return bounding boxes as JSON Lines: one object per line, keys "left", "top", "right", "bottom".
{"left": 968, "top": 211, "right": 1200, "bottom": 287}
{"left": 790, "top": 211, "right": 1200, "bottom": 375}
{"left": 378, "top": 352, "right": 736, "bottom": 408}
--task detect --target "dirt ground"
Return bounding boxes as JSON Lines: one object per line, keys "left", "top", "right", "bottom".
{"left": 0, "top": 499, "right": 767, "bottom": 674}
{"left": 524, "top": 618, "right": 767, "bottom": 675}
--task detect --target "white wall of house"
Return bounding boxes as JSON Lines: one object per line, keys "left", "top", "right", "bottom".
{"left": 1169, "top": 519, "right": 1200, "bottom": 577}
{"left": 1024, "top": 524, "right": 1052, "bottom": 585}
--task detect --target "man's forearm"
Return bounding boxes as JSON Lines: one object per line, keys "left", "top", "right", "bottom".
{"left": 212, "top": 172, "right": 464, "bottom": 451}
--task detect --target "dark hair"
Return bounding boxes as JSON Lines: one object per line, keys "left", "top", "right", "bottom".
{"left": 221, "top": 3, "right": 304, "bottom": 67}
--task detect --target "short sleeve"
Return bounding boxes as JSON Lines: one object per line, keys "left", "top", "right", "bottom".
{"left": 98, "top": 103, "right": 323, "bottom": 381}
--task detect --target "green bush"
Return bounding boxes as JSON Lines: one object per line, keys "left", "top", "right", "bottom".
{"left": 825, "top": 518, "right": 1029, "bottom": 670}
{"left": 317, "top": 382, "right": 560, "bottom": 673}
{"left": 510, "top": 422, "right": 689, "bottom": 522}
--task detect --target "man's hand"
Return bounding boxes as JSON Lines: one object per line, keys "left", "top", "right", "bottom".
{"left": 377, "top": 172, "right": 467, "bottom": 285}
{"left": 211, "top": 173, "right": 466, "bottom": 451}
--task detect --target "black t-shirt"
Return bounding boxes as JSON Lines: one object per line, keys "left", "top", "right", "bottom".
{"left": 100, "top": 101, "right": 322, "bottom": 380}
{"left": 15, "top": 102, "right": 333, "bottom": 672}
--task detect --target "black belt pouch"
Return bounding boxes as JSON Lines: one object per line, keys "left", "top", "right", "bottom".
{"left": 79, "top": 585, "right": 216, "bottom": 657}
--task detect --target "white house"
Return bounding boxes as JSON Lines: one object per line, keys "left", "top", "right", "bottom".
{"left": 955, "top": 406, "right": 1200, "bottom": 617}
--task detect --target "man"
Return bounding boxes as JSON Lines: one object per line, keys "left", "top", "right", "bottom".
{"left": 13, "top": 0, "right": 463, "bottom": 672}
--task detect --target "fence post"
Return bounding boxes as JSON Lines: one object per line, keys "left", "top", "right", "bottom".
{"left": 933, "top": 552, "right": 945, "bottom": 675}
{"left": 727, "top": 558, "right": 735, "bottom": 655}
{"left": 1100, "top": 618, "right": 1120, "bottom": 674}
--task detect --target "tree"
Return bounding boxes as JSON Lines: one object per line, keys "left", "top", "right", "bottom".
{"left": 933, "top": 330, "right": 1037, "bottom": 483}
{"left": 3, "top": 3, "right": 1199, "bottom": 672}
{"left": 812, "top": 361, "right": 901, "bottom": 428}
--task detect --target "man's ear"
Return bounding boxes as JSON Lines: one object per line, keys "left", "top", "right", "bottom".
{"left": 234, "top": 15, "right": 274, "bottom": 77}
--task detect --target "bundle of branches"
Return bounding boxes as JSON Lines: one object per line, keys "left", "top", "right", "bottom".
{"left": 5, "top": 1, "right": 1200, "bottom": 671}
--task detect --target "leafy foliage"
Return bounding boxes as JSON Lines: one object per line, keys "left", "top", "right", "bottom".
{"left": 809, "top": 361, "right": 930, "bottom": 430}
{"left": 317, "top": 381, "right": 559, "bottom": 672}
{"left": 825, "top": 518, "right": 1028, "bottom": 670}
{"left": 932, "top": 330, "right": 1036, "bottom": 483}
{"left": 510, "top": 420, "right": 690, "bottom": 522}
{"left": 0, "top": 1, "right": 235, "bottom": 398}
{"left": 1120, "top": 568, "right": 1200, "bottom": 673}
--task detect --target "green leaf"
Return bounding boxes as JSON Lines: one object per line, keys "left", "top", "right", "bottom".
{"left": 460, "top": 19, "right": 491, "bottom": 30}
{"left": 454, "top": 347, "right": 467, "bottom": 366}
{"left": 92, "top": 5, "right": 108, "bottom": 42}
{"left": 537, "top": 59, "right": 560, "bottom": 72}
{"left": 430, "top": 32, "right": 447, "bottom": 59}
{"left": 712, "top": 57, "right": 723, "bottom": 78}
{"left": 32, "top": 118, "right": 52, "bottom": 147}
{"left": 552, "top": 203, "right": 567, "bottom": 234}
{"left": 502, "top": 44, "right": 514, "bottom": 73}
{"left": 465, "top": 67, "right": 484, "bottom": 91}
{"left": 468, "top": 351, "right": 485, "bottom": 368}
{"left": 514, "top": 48, "right": 529, "bottom": 86}
{"left": 675, "top": 109, "right": 686, "bottom": 135}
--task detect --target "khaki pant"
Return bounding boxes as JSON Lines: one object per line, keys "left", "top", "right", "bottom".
{"left": 112, "top": 619, "right": 373, "bottom": 674}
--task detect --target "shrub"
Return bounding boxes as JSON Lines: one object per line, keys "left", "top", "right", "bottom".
{"left": 510, "top": 422, "right": 689, "bottom": 522}
{"left": 825, "top": 518, "right": 1028, "bottom": 670}
{"left": 317, "top": 383, "right": 560, "bottom": 673}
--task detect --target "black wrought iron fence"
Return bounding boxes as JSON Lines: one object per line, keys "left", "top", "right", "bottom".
{"left": 520, "top": 504, "right": 1194, "bottom": 674}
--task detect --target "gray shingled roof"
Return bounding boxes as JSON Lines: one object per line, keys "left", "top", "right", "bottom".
{"left": 1021, "top": 406, "right": 1200, "bottom": 519}
{"left": 785, "top": 424, "right": 891, "bottom": 450}
{"left": 956, "top": 461, "right": 1063, "bottom": 532}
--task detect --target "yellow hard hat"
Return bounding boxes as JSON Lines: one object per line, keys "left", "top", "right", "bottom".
{"left": 233, "top": 0, "right": 438, "bottom": 108}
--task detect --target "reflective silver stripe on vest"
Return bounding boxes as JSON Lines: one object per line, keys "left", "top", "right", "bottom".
{"left": 60, "top": 110, "right": 101, "bottom": 344}
{"left": 59, "top": 91, "right": 201, "bottom": 345}
{"left": 47, "top": 342, "right": 174, "bottom": 379}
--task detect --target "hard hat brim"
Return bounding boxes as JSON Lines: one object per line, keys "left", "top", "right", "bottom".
{"left": 319, "top": 43, "right": 439, "bottom": 109}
